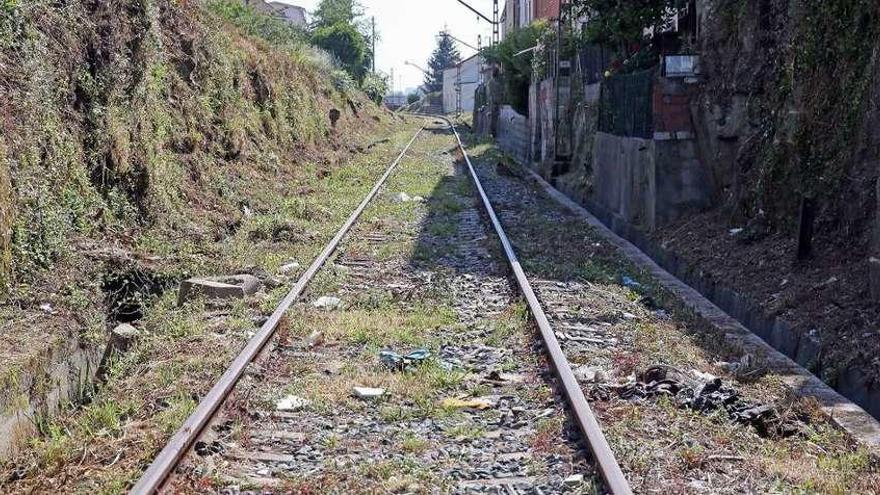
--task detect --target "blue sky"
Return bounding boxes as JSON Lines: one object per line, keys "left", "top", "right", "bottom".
{"left": 277, "top": 0, "right": 496, "bottom": 93}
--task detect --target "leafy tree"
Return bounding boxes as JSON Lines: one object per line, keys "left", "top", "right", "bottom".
{"left": 309, "top": 0, "right": 374, "bottom": 82}
{"left": 311, "top": 22, "right": 369, "bottom": 81}
{"left": 573, "top": 0, "right": 686, "bottom": 51}
{"left": 312, "top": 0, "right": 362, "bottom": 29}
{"left": 481, "top": 21, "right": 549, "bottom": 114}
{"left": 424, "top": 32, "right": 460, "bottom": 92}
{"left": 407, "top": 92, "right": 421, "bottom": 104}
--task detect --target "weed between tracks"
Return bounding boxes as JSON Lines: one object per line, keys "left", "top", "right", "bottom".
{"left": 167, "top": 124, "right": 594, "bottom": 493}
{"left": 460, "top": 138, "right": 880, "bottom": 494}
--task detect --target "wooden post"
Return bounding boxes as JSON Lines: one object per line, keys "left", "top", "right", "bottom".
{"left": 797, "top": 196, "right": 816, "bottom": 260}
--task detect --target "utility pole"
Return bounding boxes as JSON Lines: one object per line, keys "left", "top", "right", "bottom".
{"left": 371, "top": 17, "right": 376, "bottom": 73}
{"left": 493, "top": 0, "right": 499, "bottom": 45}
{"left": 456, "top": 63, "right": 462, "bottom": 116}
{"left": 478, "top": 34, "right": 483, "bottom": 84}
{"left": 454, "top": 0, "right": 500, "bottom": 45}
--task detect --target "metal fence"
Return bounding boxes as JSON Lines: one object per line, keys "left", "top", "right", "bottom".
{"left": 598, "top": 69, "right": 654, "bottom": 138}
{"left": 578, "top": 45, "right": 614, "bottom": 85}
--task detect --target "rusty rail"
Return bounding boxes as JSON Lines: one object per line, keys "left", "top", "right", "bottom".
{"left": 130, "top": 126, "right": 425, "bottom": 494}
{"left": 445, "top": 118, "right": 633, "bottom": 495}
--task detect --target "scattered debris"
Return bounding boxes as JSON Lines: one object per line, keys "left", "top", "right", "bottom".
{"left": 563, "top": 474, "right": 585, "bottom": 486}
{"left": 307, "top": 330, "right": 324, "bottom": 348}
{"left": 621, "top": 276, "right": 642, "bottom": 289}
{"left": 178, "top": 275, "right": 261, "bottom": 305}
{"left": 275, "top": 394, "right": 311, "bottom": 411}
{"left": 392, "top": 192, "right": 413, "bottom": 203}
{"left": 482, "top": 370, "right": 525, "bottom": 385}
{"left": 352, "top": 386, "right": 385, "bottom": 399}
{"left": 555, "top": 331, "right": 612, "bottom": 346}
{"left": 279, "top": 261, "right": 301, "bottom": 275}
{"left": 610, "top": 365, "right": 802, "bottom": 438}
{"left": 379, "top": 348, "right": 430, "bottom": 371}
{"left": 573, "top": 365, "right": 608, "bottom": 383}
{"left": 812, "top": 276, "right": 839, "bottom": 290}
{"left": 39, "top": 303, "right": 56, "bottom": 315}
{"left": 622, "top": 312, "right": 638, "bottom": 320}
{"left": 728, "top": 228, "right": 743, "bottom": 235}
{"left": 715, "top": 354, "right": 760, "bottom": 378}
{"left": 313, "top": 296, "right": 342, "bottom": 310}
{"left": 194, "top": 440, "right": 223, "bottom": 456}
{"left": 441, "top": 397, "right": 494, "bottom": 410}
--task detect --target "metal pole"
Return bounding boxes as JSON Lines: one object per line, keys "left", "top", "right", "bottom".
{"left": 455, "top": 0, "right": 495, "bottom": 24}
{"left": 493, "top": 0, "right": 499, "bottom": 44}
{"left": 457, "top": 63, "right": 462, "bottom": 116}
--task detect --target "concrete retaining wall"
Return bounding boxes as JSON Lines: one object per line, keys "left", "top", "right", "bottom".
{"left": 590, "top": 132, "right": 712, "bottom": 230}
{"left": 497, "top": 105, "right": 530, "bottom": 164}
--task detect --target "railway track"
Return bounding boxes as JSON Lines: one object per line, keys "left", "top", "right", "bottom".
{"left": 132, "top": 118, "right": 629, "bottom": 494}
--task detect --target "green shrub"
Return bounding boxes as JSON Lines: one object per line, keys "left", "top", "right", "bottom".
{"left": 311, "top": 22, "right": 368, "bottom": 81}
{"left": 361, "top": 72, "right": 388, "bottom": 104}
{"left": 205, "top": 0, "right": 306, "bottom": 49}
{"left": 481, "top": 21, "right": 549, "bottom": 115}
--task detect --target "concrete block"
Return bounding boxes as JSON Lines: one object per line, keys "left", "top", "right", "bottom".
{"left": 795, "top": 329, "right": 821, "bottom": 372}
{"left": 178, "top": 274, "right": 261, "bottom": 305}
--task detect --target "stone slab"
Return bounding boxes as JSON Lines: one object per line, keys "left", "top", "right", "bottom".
{"left": 178, "top": 274, "right": 261, "bottom": 305}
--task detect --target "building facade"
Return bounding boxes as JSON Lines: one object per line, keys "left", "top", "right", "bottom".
{"left": 443, "top": 54, "right": 483, "bottom": 114}
{"left": 245, "top": 0, "right": 307, "bottom": 27}
{"left": 534, "top": 0, "right": 560, "bottom": 20}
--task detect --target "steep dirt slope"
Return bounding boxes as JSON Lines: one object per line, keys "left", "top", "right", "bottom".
{"left": 0, "top": 0, "right": 395, "bottom": 485}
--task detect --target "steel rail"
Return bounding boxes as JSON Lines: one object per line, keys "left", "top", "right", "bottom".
{"left": 445, "top": 119, "right": 633, "bottom": 495}
{"left": 130, "top": 125, "right": 425, "bottom": 495}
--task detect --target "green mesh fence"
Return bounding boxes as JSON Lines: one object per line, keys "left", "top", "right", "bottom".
{"left": 598, "top": 69, "right": 654, "bottom": 138}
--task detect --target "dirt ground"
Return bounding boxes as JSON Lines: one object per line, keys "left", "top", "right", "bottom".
{"left": 653, "top": 209, "right": 880, "bottom": 385}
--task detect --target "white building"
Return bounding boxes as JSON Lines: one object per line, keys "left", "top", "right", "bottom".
{"left": 442, "top": 54, "right": 483, "bottom": 114}
{"left": 246, "top": 0, "right": 307, "bottom": 27}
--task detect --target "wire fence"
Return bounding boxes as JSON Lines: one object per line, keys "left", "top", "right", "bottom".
{"left": 578, "top": 45, "right": 614, "bottom": 85}
{"left": 598, "top": 69, "right": 654, "bottom": 138}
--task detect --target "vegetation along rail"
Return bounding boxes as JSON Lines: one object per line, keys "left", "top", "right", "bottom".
{"left": 129, "top": 117, "right": 632, "bottom": 494}
{"left": 130, "top": 127, "right": 425, "bottom": 494}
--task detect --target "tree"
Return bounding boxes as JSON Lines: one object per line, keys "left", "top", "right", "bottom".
{"left": 480, "top": 21, "right": 549, "bottom": 115}
{"left": 574, "top": 0, "right": 687, "bottom": 52}
{"left": 312, "top": 22, "right": 369, "bottom": 81}
{"left": 312, "top": 0, "right": 362, "bottom": 28}
{"left": 424, "top": 32, "right": 460, "bottom": 93}
{"left": 309, "top": 0, "right": 374, "bottom": 82}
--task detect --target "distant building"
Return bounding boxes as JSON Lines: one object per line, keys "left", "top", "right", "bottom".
{"left": 443, "top": 54, "right": 483, "bottom": 114}
{"left": 501, "top": 0, "right": 537, "bottom": 39}
{"left": 245, "top": 0, "right": 307, "bottom": 26}
{"left": 384, "top": 92, "right": 407, "bottom": 110}
{"left": 534, "top": 0, "right": 560, "bottom": 20}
